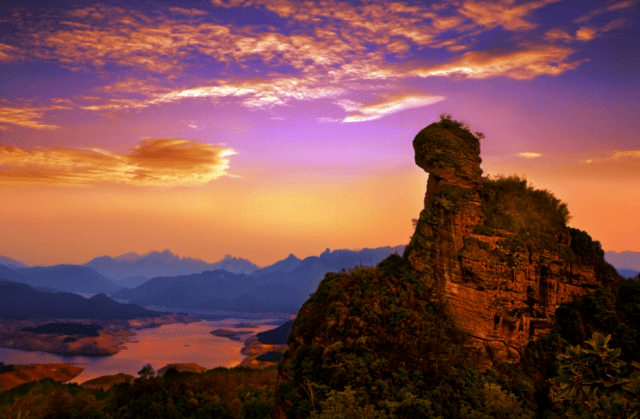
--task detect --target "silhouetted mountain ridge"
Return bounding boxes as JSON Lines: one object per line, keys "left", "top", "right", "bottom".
{"left": 85, "top": 249, "right": 259, "bottom": 281}
{"left": 0, "top": 279, "right": 160, "bottom": 320}
{"left": 0, "top": 255, "right": 28, "bottom": 270}
{"left": 15, "top": 265, "right": 120, "bottom": 295}
{"left": 112, "top": 246, "right": 405, "bottom": 313}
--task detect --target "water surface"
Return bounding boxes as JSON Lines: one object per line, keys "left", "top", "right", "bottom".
{"left": 0, "top": 318, "right": 279, "bottom": 384}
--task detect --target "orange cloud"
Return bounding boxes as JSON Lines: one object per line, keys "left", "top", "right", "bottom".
{"left": 0, "top": 139, "right": 235, "bottom": 186}
{"left": 0, "top": 43, "right": 24, "bottom": 62}
{"left": 585, "top": 150, "right": 640, "bottom": 164}
{"left": 338, "top": 94, "right": 446, "bottom": 122}
{"left": 168, "top": 7, "right": 209, "bottom": 16}
{"left": 1, "top": 0, "right": 625, "bottom": 125}
{"left": 518, "top": 152, "right": 542, "bottom": 159}
{"left": 544, "top": 28, "right": 574, "bottom": 42}
{"left": 459, "top": 0, "right": 561, "bottom": 31}
{"left": 575, "top": 27, "right": 597, "bottom": 41}
{"left": 574, "top": 0, "right": 637, "bottom": 23}
{"left": 412, "top": 45, "right": 585, "bottom": 80}
{"left": 546, "top": 18, "right": 627, "bottom": 43}
{"left": 0, "top": 106, "right": 61, "bottom": 130}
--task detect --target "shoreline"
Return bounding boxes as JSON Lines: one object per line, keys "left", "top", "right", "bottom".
{"left": 0, "top": 313, "right": 200, "bottom": 357}
{"left": 0, "top": 314, "right": 290, "bottom": 389}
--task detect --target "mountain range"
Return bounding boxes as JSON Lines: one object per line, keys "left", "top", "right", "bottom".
{"left": 112, "top": 246, "right": 406, "bottom": 313}
{"left": 0, "top": 279, "right": 161, "bottom": 320}
{"left": 1, "top": 247, "right": 636, "bottom": 314}
{"left": 85, "top": 250, "right": 259, "bottom": 282}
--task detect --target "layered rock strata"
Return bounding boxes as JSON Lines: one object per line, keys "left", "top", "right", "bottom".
{"left": 404, "top": 120, "right": 619, "bottom": 361}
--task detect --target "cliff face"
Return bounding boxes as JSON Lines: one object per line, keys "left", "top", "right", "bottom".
{"left": 404, "top": 118, "right": 619, "bottom": 361}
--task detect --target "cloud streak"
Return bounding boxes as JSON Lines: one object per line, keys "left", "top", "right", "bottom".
{"left": 339, "top": 94, "right": 446, "bottom": 122}
{"left": 0, "top": 140, "right": 235, "bottom": 186}
{"left": 585, "top": 150, "right": 640, "bottom": 164}
{"left": 0, "top": 106, "right": 62, "bottom": 130}
{"left": 518, "top": 152, "right": 542, "bottom": 158}
{"left": 412, "top": 45, "right": 585, "bottom": 80}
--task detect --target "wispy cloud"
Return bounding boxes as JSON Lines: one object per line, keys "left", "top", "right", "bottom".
{"left": 338, "top": 94, "right": 446, "bottom": 122}
{"left": 459, "top": 0, "right": 561, "bottom": 31}
{"left": 574, "top": 0, "right": 637, "bottom": 23}
{"left": 1, "top": 0, "right": 629, "bottom": 126}
{"left": 412, "top": 45, "right": 585, "bottom": 80}
{"left": 518, "top": 152, "right": 542, "bottom": 158}
{"left": 585, "top": 150, "right": 640, "bottom": 163}
{"left": 0, "top": 43, "right": 24, "bottom": 62}
{"left": 0, "top": 106, "right": 62, "bottom": 130}
{"left": 0, "top": 140, "right": 235, "bottom": 186}
{"left": 168, "top": 7, "right": 209, "bottom": 16}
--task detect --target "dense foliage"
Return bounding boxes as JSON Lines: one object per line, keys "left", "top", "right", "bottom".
{"left": 276, "top": 252, "right": 639, "bottom": 419}
{"left": 0, "top": 367, "right": 278, "bottom": 419}
{"left": 554, "top": 333, "right": 640, "bottom": 418}
{"left": 276, "top": 255, "right": 536, "bottom": 419}
{"left": 479, "top": 175, "right": 570, "bottom": 233}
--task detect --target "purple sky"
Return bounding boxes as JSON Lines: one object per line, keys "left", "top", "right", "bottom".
{"left": 1, "top": 0, "right": 639, "bottom": 266}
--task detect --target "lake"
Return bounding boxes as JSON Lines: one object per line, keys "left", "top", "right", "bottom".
{"left": 0, "top": 315, "right": 288, "bottom": 384}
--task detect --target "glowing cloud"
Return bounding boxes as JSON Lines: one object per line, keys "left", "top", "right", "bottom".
{"left": 339, "top": 94, "right": 446, "bottom": 123}
{"left": 459, "top": 0, "right": 561, "bottom": 31}
{"left": 0, "top": 106, "right": 61, "bottom": 130}
{"left": 518, "top": 152, "right": 542, "bottom": 158}
{"left": 584, "top": 150, "right": 640, "bottom": 164}
{"left": 0, "top": 140, "right": 235, "bottom": 186}
{"left": 574, "top": 0, "right": 637, "bottom": 23}
{"left": 168, "top": 7, "right": 209, "bottom": 16}
{"left": 412, "top": 45, "right": 585, "bottom": 80}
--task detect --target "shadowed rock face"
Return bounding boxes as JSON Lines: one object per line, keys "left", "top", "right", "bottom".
{"left": 404, "top": 119, "right": 619, "bottom": 362}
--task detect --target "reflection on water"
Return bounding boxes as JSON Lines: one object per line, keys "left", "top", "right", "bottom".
{"left": 0, "top": 318, "right": 281, "bottom": 384}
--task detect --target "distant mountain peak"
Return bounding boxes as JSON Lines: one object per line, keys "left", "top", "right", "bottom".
{"left": 113, "top": 252, "right": 142, "bottom": 262}
{"left": 0, "top": 255, "right": 28, "bottom": 269}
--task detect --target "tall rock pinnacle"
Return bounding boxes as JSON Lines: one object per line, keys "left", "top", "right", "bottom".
{"left": 404, "top": 116, "right": 619, "bottom": 361}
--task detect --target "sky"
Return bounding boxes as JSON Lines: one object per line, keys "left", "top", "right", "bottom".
{"left": 0, "top": 0, "right": 639, "bottom": 267}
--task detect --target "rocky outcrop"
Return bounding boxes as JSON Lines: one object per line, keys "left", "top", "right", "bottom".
{"left": 404, "top": 118, "right": 620, "bottom": 362}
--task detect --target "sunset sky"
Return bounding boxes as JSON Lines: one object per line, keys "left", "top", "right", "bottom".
{"left": 1, "top": 0, "right": 639, "bottom": 267}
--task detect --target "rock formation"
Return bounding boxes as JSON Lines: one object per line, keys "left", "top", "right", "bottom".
{"left": 403, "top": 117, "right": 620, "bottom": 361}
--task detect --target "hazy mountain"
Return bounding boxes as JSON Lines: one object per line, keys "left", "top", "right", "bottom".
{"left": 0, "top": 264, "right": 26, "bottom": 282}
{"left": 605, "top": 250, "right": 640, "bottom": 271}
{"left": 0, "top": 255, "right": 27, "bottom": 270}
{"left": 111, "top": 270, "right": 257, "bottom": 307}
{"left": 15, "top": 265, "right": 121, "bottom": 295}
{"left": 118, "top": 276, "right": 150, "bottom": 289}
{"left": 85, "top": 249, "right": 259, "bottom": 282}
{"left": 112, "top": 245, "right": 405, "bottom": 313}
{"left": 0, "top": 279, "right": 160, "bottom": 320}
{"left": 252, "top": 254, "right": 301, "bottom": 277}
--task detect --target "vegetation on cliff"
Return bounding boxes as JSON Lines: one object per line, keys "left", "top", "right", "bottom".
{"left": 478, "top": 175, "right": 570, "bottom": 233}
{"left": 0, "top": 367, "right": 278, "bottom": 419}
{"left": 276, "top": 255, "right": 537, "bottom": 418}
{"left": 274, "top": 257, "right": 639, "bottom": 418}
